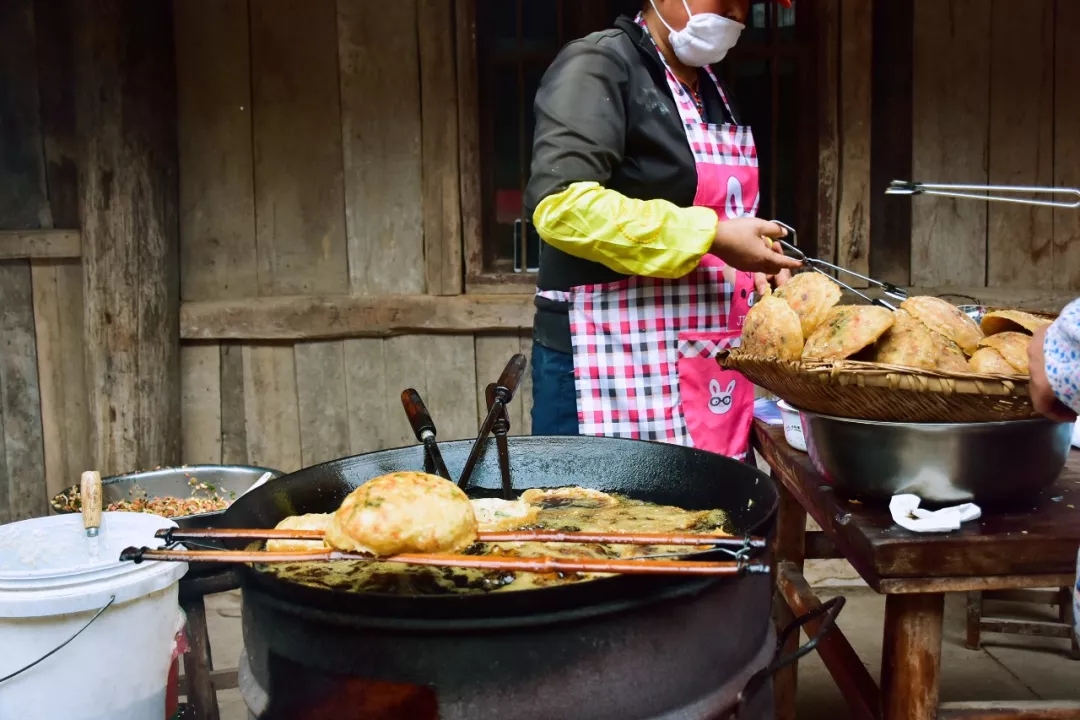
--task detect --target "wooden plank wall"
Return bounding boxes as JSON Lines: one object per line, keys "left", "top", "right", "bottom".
{"left": 822, "top": 0, "right": 1080, "bottom": 307}
{"left": 175, "top": 0, "right": 531, "bottom": 474}
{"left": 0, "top": 0, "right": 87, "bottom": 523}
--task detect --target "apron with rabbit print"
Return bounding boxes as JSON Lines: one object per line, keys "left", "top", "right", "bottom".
{"left": 536, "top": 14, "right": 759, "bottom": 458}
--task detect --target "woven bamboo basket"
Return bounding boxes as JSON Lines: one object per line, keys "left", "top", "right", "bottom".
{"left": 718, "top": 350, "right": 1037, "bottom": 424}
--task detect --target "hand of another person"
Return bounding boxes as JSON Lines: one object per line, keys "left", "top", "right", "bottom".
{"left": 711, "top": 218, "right": 803, "bottom": 275}
{"left": 1027, "top": 325, "right": 1078, "bottom": 423}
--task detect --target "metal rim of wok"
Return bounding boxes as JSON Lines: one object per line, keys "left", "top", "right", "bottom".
{"left": 221, "top": 435, "right": 780, "bottom": 624}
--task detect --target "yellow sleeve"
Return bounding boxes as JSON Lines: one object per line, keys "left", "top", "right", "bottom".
{"left": 532, "top": 181, "right": 719, "bottom": 279}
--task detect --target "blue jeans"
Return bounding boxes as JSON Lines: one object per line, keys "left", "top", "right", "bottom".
{"left": 530, "top": 341, "right": 580, "bottom": 436}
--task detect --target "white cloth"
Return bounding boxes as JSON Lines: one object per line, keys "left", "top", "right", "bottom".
{"left": 889, "top": 494, "right": 981, "bottom": 533}
{"left": 1071, "top": 418, "right": 1080, "bottom": 449}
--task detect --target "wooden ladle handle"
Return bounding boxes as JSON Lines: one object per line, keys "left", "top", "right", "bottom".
{"left": 400, "top": 388, "right": 437, "bottom": 441}
{"left": 81, "top": 470, "right": 103, "bottom": 535}
{"left": 493, "top": 353, "right": 528, "bottom": 404}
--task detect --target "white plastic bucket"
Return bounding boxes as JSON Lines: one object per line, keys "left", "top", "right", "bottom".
{"left": 0, "top": 512, "right": 188, "bottom": 720}
{"left": 776, "top": 400, "right": 807, "bottom": 452}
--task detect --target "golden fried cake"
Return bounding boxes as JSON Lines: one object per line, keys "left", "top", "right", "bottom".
{"left": 470, "top": 498, "right": 540, "bottom": 532}
{"left": 969, "top": 347, "right": 1021, "bottom": 375}
{"left": 802, "top": 305, "right": 895, "bottom": 362}
{"left": 740, "top": 293, "right": 804, "bottom": 360}
{"left": 871, "top": 309, "right": 938, "bottom": 370}
{"left": 325, "top": 471, "right": 478, "bottom": 557}
{"left": 520, "top": 487, "right": 620, "bottom": 509}
{"left": 935, "top": 339, "right": 971, "bottom": 373}
{"left": 267, "top": 513, "right": 332, "bottom": 552}
{"left": 977, "top": 331, "right": 1031, "bottom": 374}
{"left": 774, "top": 271, "right": 843, "bottom": 337}
{"left": 900, "top": 297, "right": 984, "bottom": 355}
{"left": 980, "top": 309, "right": 1052, "bottom": 336}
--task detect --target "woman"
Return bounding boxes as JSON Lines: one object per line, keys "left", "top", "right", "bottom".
{"left": 527, "top": 0, "right": 800, "bottom": 460}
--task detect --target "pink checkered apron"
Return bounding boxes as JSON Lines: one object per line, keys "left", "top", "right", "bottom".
{"left": 537, "top": 16, "right": 760, "bottom": 459}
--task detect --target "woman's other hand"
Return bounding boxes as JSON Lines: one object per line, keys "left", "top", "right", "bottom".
{"left": 712, "top": 217, "right": 802, "bottom": 275}
{"left": 1028, "top": 325, "right": 1078, "bottom": 422}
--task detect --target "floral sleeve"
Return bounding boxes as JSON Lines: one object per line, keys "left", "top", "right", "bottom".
{"left": 1044, "top": 298, "right": 1080, "bottom": 415}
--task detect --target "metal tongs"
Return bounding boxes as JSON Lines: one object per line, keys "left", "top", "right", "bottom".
{"left": 771, "top": 220, "right": 906, "bottom": 311}
{"left": 886, "top": 180, "right": 1080, "bottom": 209}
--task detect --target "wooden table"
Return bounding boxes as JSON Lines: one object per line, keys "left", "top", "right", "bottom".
{"left": 755, "top": 421, "right": 1080, "bottom": 720}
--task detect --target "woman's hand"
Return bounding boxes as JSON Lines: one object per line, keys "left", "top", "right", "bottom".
{"left": 711, "top": 218, "right": 802, "bottom": 275}
{"left": 1027, "top": 325, "right": 1078, "bottom": 422}
{"left": 753, "top": 243, "right": 794, "bottom": 296}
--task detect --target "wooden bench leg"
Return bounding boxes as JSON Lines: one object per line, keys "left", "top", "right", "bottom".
{"left": 1059, "top": 587, "right": 1080, "bottom": 660}
{"left": 771, "top": 477, "right": 807, "bottom": 720}
{"left": 881, "top": 593, "right": 944, "bottom": 720}
{"left": 181, "top": 595, "right": 221, "bottom": 720}
{"left": 965, "top": 591, "right": 983, "bottom": 650}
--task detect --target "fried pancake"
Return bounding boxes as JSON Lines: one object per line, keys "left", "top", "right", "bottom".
{"left": 267, "top": 513, "right": 331, "bottom": 552}
{"left": 969, "top": 347, "right": 1021, "bottom": 375}
{"left": 325, "top": 471, "right": 478, "bottom": 557}
{"left": 802, "top": 305, "right": 895, "bottom": 361}
{"left": 980, "top": 309, "right": 1052, "bottom": 336}
{"left": 871, "top": 309, "right": 938, "bottom": 370}
{"left": 740, "top": 293, "right": 804, "bottom": 360}
{"left": 900, "top": 296, "right": 984, "bottom": 355}
{"left": 935, "top": 339, "right": 971, "bottom": 373}
{"left": 520, "top": 487, "right": 620, "bottom": 509}
{"left": 977, "top": 331, "right": 1031, "bottom": 374}
{"left": 471, "top": 498, "right": 541, "bottom": 532}
{"left": 774, "top": 271, "right": 843, "bottom": 337}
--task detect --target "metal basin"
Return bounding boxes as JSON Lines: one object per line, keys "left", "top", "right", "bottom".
{"left": 799, "top": 411, "right": 1072, "bottom": 506}
{"left": 51, "top": 464, "right": 283, "bottom": 528}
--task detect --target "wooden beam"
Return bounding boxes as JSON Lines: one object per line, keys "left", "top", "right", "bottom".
{"left": 0, "top": 229, "right": 80, "bottom": 260}
{"left": 878, "top": 574, "right": 1075, "bottom": 595}
{"left": 0, "top": 0, "right": 50, "bottom": 524}
{"left": 938, "top": 701, "right": 1080, "bottom": 720}
{"left": 869, "top": 0, "right": 913, "bottom": 286}
{"left": 837, "top": 0, "right": 873, "bottom": 285}
{"left": 456, "top": 0, "right": 484, "bottom": 286}
{"left": 815, "top": 0, "right": 840, "bottom": 264}
{"left": 75, "top": 0, "right": 181, "bottom": 474}
{"left": 418, "top": 0, "right": 464, "bottom": 296}
{"left": 181, "top": 285, "right": 1080, "bottom": 342}
{"left": 776, "top": 563, "right": 880, "bottom": 720}
{"left": 181, "top": 294, "right": 535, "bottom": 341}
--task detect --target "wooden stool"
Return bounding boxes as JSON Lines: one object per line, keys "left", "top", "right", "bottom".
{"left": 965, "top": 588, "right": 1080, "bottom": 659}
{"left": 179, "top": 569, "right": 243, "bottom": 720}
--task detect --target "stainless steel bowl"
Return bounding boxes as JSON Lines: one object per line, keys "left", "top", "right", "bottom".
{"left": 799, "top": 411, "right": 1072, "bottom": 506}
{"left": 51, "top": 464, "right": 283, "bottom": 528}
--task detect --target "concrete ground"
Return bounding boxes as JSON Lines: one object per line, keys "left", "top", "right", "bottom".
{"left": 195, "top": 560, "right": 1079, "bottom": 719}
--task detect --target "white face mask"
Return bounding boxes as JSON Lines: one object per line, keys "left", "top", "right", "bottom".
{"left": 649, "top": 0, "right": 744, "bottom": 67}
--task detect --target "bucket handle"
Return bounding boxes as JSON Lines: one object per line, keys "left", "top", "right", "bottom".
{"left": 0, "top": 595, "right": 116, "bottom": 685}
{"left": 728, "top": 595, "right": 846, "bottom": 718}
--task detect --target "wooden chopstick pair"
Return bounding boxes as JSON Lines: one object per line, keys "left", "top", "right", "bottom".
{"left": 122, "top": 527, "right": 769, "bottom": 577}
{"left": 154, "top": 527, "right": 759, "bottom": 547}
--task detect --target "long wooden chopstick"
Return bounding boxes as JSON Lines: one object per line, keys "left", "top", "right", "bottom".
{"left": 124, "top": 546, "right": 766, "bottom": 576}
{"left": 154, "top": 527, "right": 763, "bottom": 549}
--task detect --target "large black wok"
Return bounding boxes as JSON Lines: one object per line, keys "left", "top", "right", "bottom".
{"left": 222, "top": 434, "right": 779, "bottom": 624}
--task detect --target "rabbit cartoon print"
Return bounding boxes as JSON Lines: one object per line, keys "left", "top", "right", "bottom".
{"left": 677, "top": 331, "right": 754, "bottom": 459}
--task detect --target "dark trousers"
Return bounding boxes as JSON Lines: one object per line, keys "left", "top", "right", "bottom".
{"left": 529, "top": 341, "right": 580, "bottom": 436}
